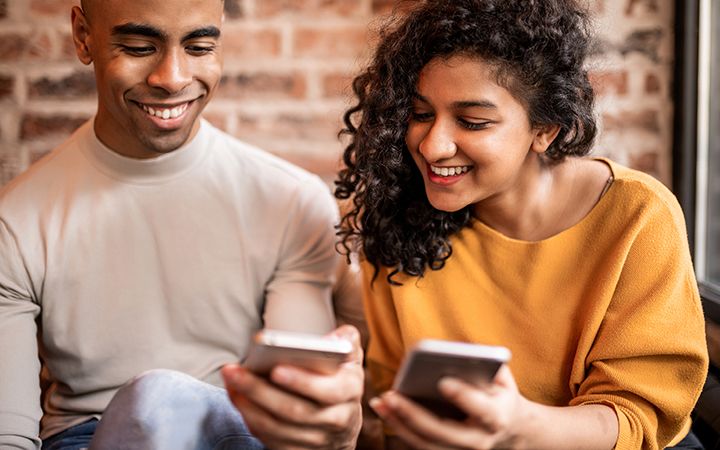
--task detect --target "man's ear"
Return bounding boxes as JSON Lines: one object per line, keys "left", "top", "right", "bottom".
{"left": 71, "top": 6, "right": 93, "bottom": 65}
{"left": 531, "top": 124, "right": 561, "bottom": 154}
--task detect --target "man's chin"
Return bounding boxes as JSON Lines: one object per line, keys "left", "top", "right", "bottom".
{"left": 137, "top": 127, "right": 197, "bottom": 156}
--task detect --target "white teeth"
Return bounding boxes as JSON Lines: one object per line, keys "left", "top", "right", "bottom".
{"left": 140, "top": 102, "right": 188, "bottom": 120}
{"left": 431, "top": 165, "right": 471, "bottom": 177}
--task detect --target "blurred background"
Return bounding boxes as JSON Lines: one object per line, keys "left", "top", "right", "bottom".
{"left": 0, "top": 0, "right": 674, "bottom": 186}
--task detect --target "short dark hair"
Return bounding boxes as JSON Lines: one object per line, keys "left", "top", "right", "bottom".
{"left": 335, "top": 0, "right": 597, "bottom": 284}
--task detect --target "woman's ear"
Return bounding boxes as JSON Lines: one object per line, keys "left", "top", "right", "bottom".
{"left": 531, "top": 124, "right": 561, "bottom": 154}
{"left": 71, "top": 6, "right": 93, "bottom": 65}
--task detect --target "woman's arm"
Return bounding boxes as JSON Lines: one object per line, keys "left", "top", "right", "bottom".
{"left": 370, "top": 364, "right": 618, "bottom": 450}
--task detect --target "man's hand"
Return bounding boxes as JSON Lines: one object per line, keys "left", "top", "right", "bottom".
{"left": 222, "top": 325, "right": 363, "bottom": 450}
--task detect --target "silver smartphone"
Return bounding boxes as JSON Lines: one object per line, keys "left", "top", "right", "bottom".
{"left": 243, "top": 329, "right": 352, "bottom": 376}
{"left": 392, "top": 339, "right": 511, "bottom": 419}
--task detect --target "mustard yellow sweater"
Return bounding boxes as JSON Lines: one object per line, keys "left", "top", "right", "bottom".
{"left": 362, "top": 159, "right": 708, "bottom": 450}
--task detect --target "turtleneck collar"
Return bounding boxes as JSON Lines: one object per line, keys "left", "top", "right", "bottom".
{"left": 80, "top": 118, "right": 210, "bottom": 184}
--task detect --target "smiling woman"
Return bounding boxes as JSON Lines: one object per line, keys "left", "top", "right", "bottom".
{"left": 335, "top": 1, "right": 708, "bottom": 449}
{"left": 70, "top": 0, "right": 224, "bottom": 158}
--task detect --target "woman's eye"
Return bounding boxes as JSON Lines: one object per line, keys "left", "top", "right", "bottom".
{"left": 459, "top": 119, "right": 490, "bottom": 130}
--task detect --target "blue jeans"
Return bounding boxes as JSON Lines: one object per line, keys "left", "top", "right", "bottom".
{"left": 43, "top": 369, "right": 265, "bottom": 450}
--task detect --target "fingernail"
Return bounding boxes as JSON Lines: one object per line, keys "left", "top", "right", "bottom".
{"left": 369, "top": 397, "right": 386, "bottom": 416}
{"left": 381, "top": 391, "right": 397, "bottom": 407}
{"left": 438, "top": 377, "right": 461, "bottom": 393}
{"left": 272, "top": 366, "right": 292, "bottom": 384}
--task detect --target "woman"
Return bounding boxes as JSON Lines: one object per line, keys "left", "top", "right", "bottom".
{"left": 335, "top": 1, "right": 708, "bottom": 449}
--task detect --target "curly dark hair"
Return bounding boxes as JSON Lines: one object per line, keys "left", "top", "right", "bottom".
{"left": 335, "top": 0, "right": 597, "bottom": 284}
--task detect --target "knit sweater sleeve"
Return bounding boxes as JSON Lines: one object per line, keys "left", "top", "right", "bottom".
{"left": 0, "top": 218, "right": 42, "bottom": 450}
{"left": 569, "top": 184, "right": 708, "bottom": 450}
{"left": 361, "top": 263, "right": 405, "bottom": 396}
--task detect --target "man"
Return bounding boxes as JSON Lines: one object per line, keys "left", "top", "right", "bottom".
{"left": 0, "top": 0, "right": 363, "bottom": 448}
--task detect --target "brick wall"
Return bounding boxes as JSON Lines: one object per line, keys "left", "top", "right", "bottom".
{"left": 0, "top": 0, "right": 675, "bottom": 187}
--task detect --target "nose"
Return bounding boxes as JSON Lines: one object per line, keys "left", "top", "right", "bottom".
{"left": 417, "top": 121, "right": 458, "bottom": 163}
{"left": 146, "top": 49, "right": 193, "bottom": 94}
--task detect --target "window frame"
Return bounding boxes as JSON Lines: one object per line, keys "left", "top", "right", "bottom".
{"left": 674, "top": 0, "right": 720, "bottom": 322}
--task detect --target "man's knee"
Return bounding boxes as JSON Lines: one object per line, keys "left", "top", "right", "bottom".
{"left": 105, "top": 369, "right": 211, "bottom": 422}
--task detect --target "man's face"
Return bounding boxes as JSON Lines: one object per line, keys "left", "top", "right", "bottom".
{"left": 73, "top": 0, "right": 223, "bottom": 158}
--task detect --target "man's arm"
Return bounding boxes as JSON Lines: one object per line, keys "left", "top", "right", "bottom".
{"left": 261, "top": 176, "right": 340, "bottom": 333}
{"left": 0, "top": 219, "right": 43, "bottom": 450}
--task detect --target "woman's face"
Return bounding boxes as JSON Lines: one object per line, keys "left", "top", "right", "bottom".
{"left": 405, "top": 54, "right": 549, "bottom": 213}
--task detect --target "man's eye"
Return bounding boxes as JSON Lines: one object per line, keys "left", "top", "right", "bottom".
{"left": 186, "top": 46, "right": 215, "bottom": 56}
{"left": 120, "top": 45, "right": 155, "bottom": 56}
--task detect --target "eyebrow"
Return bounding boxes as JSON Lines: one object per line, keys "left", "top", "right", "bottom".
{"left": 111, "top": 23, "right": 221, "bottom": 42}
{"left": 182, "top": 26, "right": 221, "bottom": 41}
{"left": 112, "top": 23, "right": 166, "bottom": 40}
{"left": 413, "top": 93, "right": 497, "bottom": 110}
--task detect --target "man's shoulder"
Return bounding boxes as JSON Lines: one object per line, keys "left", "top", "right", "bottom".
{"left": 206, "top": 122, "right": 328, "bottom": 192}
{"left": 0, "top": 121, "right": 92, "bottom": 208}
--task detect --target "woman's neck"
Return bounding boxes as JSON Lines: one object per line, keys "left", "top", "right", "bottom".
{"left": 472, "top": 156, "right": 578, "bottom": 242}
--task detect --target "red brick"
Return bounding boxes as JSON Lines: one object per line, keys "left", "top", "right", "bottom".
{"left": 625, "top": 0, "right": 659, "bottom": 16}
{"left": 200, "top": 112, "right": 228, "bottom": 132}
{"left": 602, "top": 110, "right": 660, "bottom": 133}
{"left": 322, "top": 72, "right": 353, "bottom": 98}
{"left": 222, "top": 29, "right": 281, "bottom": 59}
{"left": 217, "top": 72, "right": 306, "bottom": 99}
{"left": 276, "top": 150, "right": 340, "bottom": 179}
{"left": 0, "top": 153, "right": 23, "bottom": 187}
{"left": 30, "top": 0, "right": 74, "bottom": 17}
{"left": 371, "top": 0, "right": 414, "bottom": 15}
{"left": 20, "top": 114, "right": 88, "bottom": 140}
{"left": 60, "top": 31, "right": 80, "bottom": 60}
{"left": 645, "top": 72, "right": 662, "bottom": 94}
{"left": 255, "top": 0, "right": 365, "bottom": 19}
{"left": 293, "top": 27, "right": 369, "bottom": 58}
{"left": 0, "top": 74, "right": 13, "bottom": 100}
{"left": 274, "top": 113, "right": 340, "bottom": 140}
{"left": 29, "top": 70, "right": 96, "bottom": 99}
{"left": 224, "top": 0, "right": 244, "bottom": 19}
{"left": 629, "top": 151, "right": 659, "bottom": 175}
{"left": 588, "top": 70, "right": 629, "bottom": 96}
{"left": 0, "top": 30, "right": 53, "bottom": 61}
{"left": 235, "top": 113, "right": 339, "bottom": 141}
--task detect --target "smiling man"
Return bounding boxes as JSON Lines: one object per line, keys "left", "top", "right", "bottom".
{"left": 0, "top": 0, "right": 362, "bottom": 449}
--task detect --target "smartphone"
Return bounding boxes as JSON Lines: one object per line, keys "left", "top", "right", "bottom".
{"left": 392, "top": 339, "right": 511, "bottom": 419}
{"left": 243, "top": 329, "right": 352, "bottom": 376}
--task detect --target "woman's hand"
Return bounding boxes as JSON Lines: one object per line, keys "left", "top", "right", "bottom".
{"left": 369, "top": 364, "right": 529, "bottom": 449}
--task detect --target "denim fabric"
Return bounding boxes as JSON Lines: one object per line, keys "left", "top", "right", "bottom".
{"left": 85, "top": 369, "right": 265, "bottom": 450}
{"left": 42, "top": 419, "right": 97, "bottom": 450}
{"left": 667, "top": 430, "right": 705, "bottom": 450}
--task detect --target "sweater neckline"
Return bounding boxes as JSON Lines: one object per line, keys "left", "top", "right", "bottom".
{"left": 468, "top": 157, "right": 618, "bottom": 245}
{"left": 81, "top": 118, "right": 210, "bottom": 184}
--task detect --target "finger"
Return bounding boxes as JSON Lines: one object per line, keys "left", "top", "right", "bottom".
{"left": 377, "top": 391, "right": 496, "bottom": 448}
{"left": 270, "top": 359, "right": 363, "bottom": 405}
{"left": 369, "top": 397, "right": 452, "bottom": 450}
{"left": 325, "top": 324, "right": 363, "bottom": 365}
{"left": 222, "top": 364, "right": 322, "bottom": 422}
{"left": 223, "top": 364, "right": 360, "bottom": 433}
{"left": 226, "top": 381, "right": 331, "bottom": 449}
{"left": 438, "top": 365, "right": 518, "bottom": 433}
